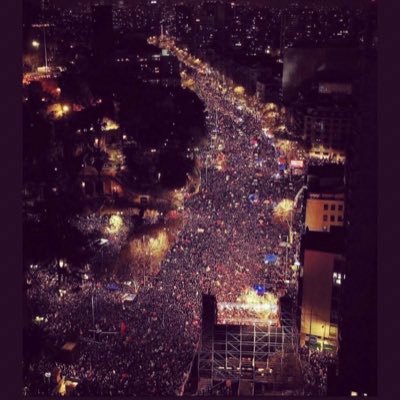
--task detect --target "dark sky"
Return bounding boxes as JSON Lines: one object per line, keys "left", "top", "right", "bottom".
{"left": 39, "top": 0, "right": 372, "bottom": 9}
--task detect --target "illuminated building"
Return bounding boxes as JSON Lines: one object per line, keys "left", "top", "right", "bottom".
{"left": 305, "top": 192, "right": 345, "bottom": 232}
{"left": 283, "top": 50, "right": 358, "bottom": 160}
{"left": 306, "top": 106, "right": 352, "bottom": 162}
{"left": 159, "top": 50, "right": 180, "bottom": 86}
{"left": 304, "top": 164, "right": 345, "bottom": 232}
{"left": 197, "top": 295, "right": 302, "bottom": 395}
{"left": 145, "top": 0, "right": 161, "bottom": 36}
{"left": 282, "top": 47, "right": 362, "bottom": 103}
{"left": 299, "top": 229, "right": 345, "bottom": 351}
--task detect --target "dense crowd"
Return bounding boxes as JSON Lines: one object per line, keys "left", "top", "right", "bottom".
{"left": 24, "top": 56, "right": 326, "bottom": 397}
{"left": 299, "top": 347, "right": 337, "bottom": 396}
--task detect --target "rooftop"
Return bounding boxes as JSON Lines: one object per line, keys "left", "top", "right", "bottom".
{"left": 307, "top": 163, "right": 345, "bottom": 179}
{"left": 307, "top": 164, "right": 345, "bottom": 192}
{"left": 301, "top": 228, "right": 345, "bottom": 255}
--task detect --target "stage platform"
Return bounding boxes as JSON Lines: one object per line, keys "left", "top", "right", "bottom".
{"left": 197, "top": 294, "right": 304, "bottom": 396}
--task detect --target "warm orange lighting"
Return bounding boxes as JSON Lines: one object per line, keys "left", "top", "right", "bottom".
{"left": 107, "top": 214, "right": 123, "bottom": 234}
{"left": 218, "top": 287, "right": 280, "bottom": 325}
{"left": 101, "top": 117, "right": 119, "bottom": 131}
{"left": 273, "top": 199, "right": 294, "bottom": 223}
{"left": 234, "top": 86, "right": 245, "bottom": 95}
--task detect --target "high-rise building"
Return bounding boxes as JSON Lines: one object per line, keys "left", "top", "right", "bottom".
{"left": 304, "top": 164, "right": 345, "bottom": 232}
{"left": 92, "top": 4, "right": 114, "bottom": 60}
{"left": 146, "top": 0, "right": 161, "bottom": 36}
{"left": 303, "top": 102, "right": 354, "bottom": 162}
{"left": 282, "top": 47, "right": 362, "bottom": 102}
{"left": 333, "top": 45, "right": 377, "bottom": 398}
{"left": 299, "top": 229, "right": 345, "bottom": 351}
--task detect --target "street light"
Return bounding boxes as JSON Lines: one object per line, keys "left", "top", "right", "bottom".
{"left": 321, "top": 324, "right": 327, "bottom": 352}
{"left": 205, "top": 154, "right": 211, "bottom": 189}
{"left": 91, "top": 290, "right": 95, "bottom": 330}
{"left": 32, "top": 40, "right": 40, "bottom": 48}
{"left": 273, "top": 199, "right": 294, "bottom": 244}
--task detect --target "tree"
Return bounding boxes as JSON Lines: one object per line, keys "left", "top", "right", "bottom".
{"left": 92, "top": 149, "right": 109, "bottom": 175}
{"left": 273, "top": 199, "right": 294, "bottom": 243}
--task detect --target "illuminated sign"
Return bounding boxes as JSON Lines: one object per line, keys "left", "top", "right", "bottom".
{"left": 319, "top": 82, "right": 352, "bottom": 95}
{"left": 308, "top": 193, "right": 344, "bottom": 200}
{"left": 290, "top": 160, "right": 304, "bottom": 169}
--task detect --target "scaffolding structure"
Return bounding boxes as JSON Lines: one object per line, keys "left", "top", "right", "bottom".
{"left": 197, "top": 299, "right": 304, "bottom": 395}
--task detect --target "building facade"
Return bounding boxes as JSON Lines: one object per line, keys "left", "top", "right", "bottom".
{"left": 299, "top": 230, "right": 345, "bottom": 352}
{"left": 305, "top": 192, "right": 345, "bottom": 232}
{"left": 304, "top": 105, "right": 353, "bottom": 162}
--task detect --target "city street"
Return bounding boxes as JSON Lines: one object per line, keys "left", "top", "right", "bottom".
{"left": 25, "top": 36, "right": 309, "bottom": 396}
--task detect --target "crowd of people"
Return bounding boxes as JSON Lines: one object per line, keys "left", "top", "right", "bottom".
{"left": 299, "top": 347, "right": 337, "bottom": 396}
{"left": 24, "top": 51, "right": 332, "bottom": 397}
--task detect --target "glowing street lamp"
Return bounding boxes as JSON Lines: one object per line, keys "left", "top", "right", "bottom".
{"left": 62, "top": 105, "right": 70, "bottom": 113}
{"left": 32, "top": 40, "right": 40, "bottom": 48}
{"left": 273, "top": 198, "right": 294, "bottom": 279}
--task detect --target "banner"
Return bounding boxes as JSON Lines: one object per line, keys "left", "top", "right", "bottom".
{"left": 120, "top": 321, "right": 127, "bottom": 336}
{"left": 290, "top": 159, "right": 304, "bottom": 169}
